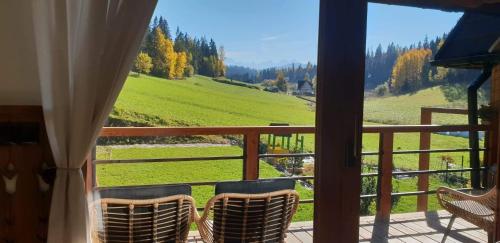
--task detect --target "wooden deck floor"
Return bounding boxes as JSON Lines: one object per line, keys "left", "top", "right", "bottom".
{"left": 188, "top": 211, "right": 488, "bottom": 242}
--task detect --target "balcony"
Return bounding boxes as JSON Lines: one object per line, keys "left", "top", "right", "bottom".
{"left": 88, "top": 123, "right": 491, "bottom": 242}
{"left": 185, "top": 211, "right": 487, "bottom": 242}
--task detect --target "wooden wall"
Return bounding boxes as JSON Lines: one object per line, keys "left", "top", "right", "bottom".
{"left": 0, "top": 106, "right": 54, "bottom": 242}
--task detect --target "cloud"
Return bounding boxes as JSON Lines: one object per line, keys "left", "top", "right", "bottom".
{"left": 260, "top": 35, "right": 279, "bottom": 41}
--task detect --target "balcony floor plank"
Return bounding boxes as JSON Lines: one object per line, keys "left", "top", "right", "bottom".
{"left": 188, "top": 211, "right": 487, "bottom": 242}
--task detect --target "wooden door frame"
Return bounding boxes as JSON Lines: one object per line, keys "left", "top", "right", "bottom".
{"left": 314, "top": 0, "right": 368, "bottom": 241}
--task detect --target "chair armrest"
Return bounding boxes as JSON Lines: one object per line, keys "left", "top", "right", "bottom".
{"left": 437, "top": 187, "right": 497, "bottom": 209}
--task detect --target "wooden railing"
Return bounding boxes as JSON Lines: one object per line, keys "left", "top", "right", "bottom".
{"left": 91, "top": 124, "right": 489, "bottom": 218}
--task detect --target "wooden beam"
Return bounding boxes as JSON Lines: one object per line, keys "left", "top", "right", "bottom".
{"left": 377, "top": 132, "right": 394, "bottom": 221}
{"left": 314, "top": 0, "right": 367, "bottom": 241}
{"left": 421, "top": 107, "right": 468, "bottom": 115}
{"left": 492, "top": 64, "right": 500, "bottom": 242}
{"left": 243, "top": 132, "right": 259, "bottom": 180}
{"left": 362, "top": 124, "right": 488, "bottom": 133}
{"left": 369, "top": 0, "right": 500, "bottom": 14}
{"left": 99, "top": 126, "right": 315, "bottom": 137}
{"left": 98, "top": 124, "right": 487, "bottom": 137}
{"left": 417, "top": 108, "right": 432, "bottom": 211}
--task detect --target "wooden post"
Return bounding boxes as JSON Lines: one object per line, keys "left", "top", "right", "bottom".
{"left": 417, "top": 108, "right": 432, "bottom": 211}
{"left": 243, "top": 132, "right": 259, "bottom": 180}
{"left": 377, "top": 132, "right": 394, "bottom": 221}
{"left": 314, "top": 0, "right": 367, "bottom": 241}
{"left": 491, "top": 64, "right": 500, "bottom": 242}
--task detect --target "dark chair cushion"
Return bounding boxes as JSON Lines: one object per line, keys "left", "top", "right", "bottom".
{"left": 97, "top": 184, "right": 191, "bottom": 200}
{"left": 215, "top": 179, "right": 295, "bottom": 195}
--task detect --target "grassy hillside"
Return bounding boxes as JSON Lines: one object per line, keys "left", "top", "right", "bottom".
{"left": 97, "top": 74, "right": 479, "bottom": 220}
{"left": 112, "top": 75, "right": 315, "bottom": 126}
{"left": 364, "top": 87, "right": 467, "bottom": 125}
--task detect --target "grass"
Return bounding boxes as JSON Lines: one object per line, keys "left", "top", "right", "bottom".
{"left": 116, "top": 75, "right": 467, "bottom": 127}
{"left": 96, "top": 146, "right": 314, "bottom": 222}
{"left": 95, "top": 144, "right": 475, "bottom": 220}
{"left": 364, "top": 87, "right": 467, "bottom": 125}
{"left": 97, "top": 74, "right": 483, "bottom": 221}
{"left": 113, "top": 75, "right": 315, "bottom": 127}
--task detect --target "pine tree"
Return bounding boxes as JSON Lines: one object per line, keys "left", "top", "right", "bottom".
{"left": 158, "top": 16, "right": 171, "bottom": 39}
{"left": 209, "top": 39, "right": 218, "bottom": 58}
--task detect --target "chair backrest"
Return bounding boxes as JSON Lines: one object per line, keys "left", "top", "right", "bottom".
{"left": 206, "top": 179, "right": 299, "bottom": 242}
{"left": 92, "top": 184, "right": 194, "bottom": 243}
{"left": 215, "top": 178, "right": 295, "bottom": 195}
{"left": 98, "top": 184, "right": 192, "bottom": 199}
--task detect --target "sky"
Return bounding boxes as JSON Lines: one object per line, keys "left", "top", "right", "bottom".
{"left": 153, "top": 0, "right": 462, "bottom": 69}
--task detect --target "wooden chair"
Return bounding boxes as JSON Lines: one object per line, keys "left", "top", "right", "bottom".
{"left": 436, "top": 186, "right": 496, "bottom": 243}
{"left": 196, "top": 179, "right": 300, "bottom": 243}
{"left": 91, "top": 184, "right": 196, "bottom": 243}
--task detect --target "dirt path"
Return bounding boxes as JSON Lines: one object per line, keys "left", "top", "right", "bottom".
{"left": 102, "top": 143, "right": 233, "bottom": 149}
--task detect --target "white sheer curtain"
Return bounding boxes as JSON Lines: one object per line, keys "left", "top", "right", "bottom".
{"left": 31, "top": 0, "right": 157, "bottom": 242}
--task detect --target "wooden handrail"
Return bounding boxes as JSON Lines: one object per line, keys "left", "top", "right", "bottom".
{"left": 421, "top": 107, "right": 468, "bottom": 115}
{"left": 362, "top": 124, "right": 488, "bottom": 133}
{"left": 98, "top": 124, "right": 488, "bottom": 137}
{"left": 99, "top": 126, "right": 315, "bottom": 137}
{"left": 92, "top": 123, "right": 491, "bottom": 220}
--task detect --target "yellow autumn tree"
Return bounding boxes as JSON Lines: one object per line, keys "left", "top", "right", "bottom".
{"left": 165, "top": 38, "right": 177, "bottom": 79}
{"left": 390, "top": 48, "right": 432, "bottom": 93}
{"left": 134, "top": 52, "right": 153, "bottom": 76}
{"left": 151, "top": 27, "right": 169, "bottom": 76}
{"left": 174, "top": 52, "right": 187, "bottom": 79}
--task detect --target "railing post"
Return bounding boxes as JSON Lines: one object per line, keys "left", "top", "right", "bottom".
{"left": 243, "top": 132, "right": 259, "bottom": 180}
{"left": 491, "top": 64, "right": 500, "bottom": 242}
{"left": 377, "top": 131, "right": 393, "bottom": 222}
{"left": 417, "top": 108, "right": 432, "bottom": 211}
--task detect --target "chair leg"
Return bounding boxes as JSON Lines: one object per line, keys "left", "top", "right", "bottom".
{"left": 441, "top": 214, "right": 456, "bottom": 243}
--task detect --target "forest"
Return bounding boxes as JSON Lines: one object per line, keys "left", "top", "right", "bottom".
{"left": 365, "top": 35, "right": 480, "bottom": 97}
{"left": 226, "top": 34, "right": 481, "bottom": 101}
{"left": 133, "top": 17, "right": 482, "bottom": 102}
{"left": 133, "top": 16, "right": 225, "bottom": 79}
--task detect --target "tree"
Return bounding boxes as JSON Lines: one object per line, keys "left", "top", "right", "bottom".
{"left": 151, "top": 27, "right": 168, "bottom": 76}
{"left": 175, "top": 52, "right": 188, "bottom": 79}
{"left": 276, "top": 71, "right": 287, "bottom": 92}
{"left": 165, "top": 38, "right": 176, "bottom": 79}
{"left": 134, "top": 52, "right": 153, "bottom": 75}
{"left": 157, "top": 16, "right": 171, "bottom": 39}
{"left": 390, "top": 48, "right": 432, "bottom": 94}
{"left": 217, "top": 46, "right": 226, "bottom": 77}
{"left": 184, "top": 65, "right": 195, "bottom": 77}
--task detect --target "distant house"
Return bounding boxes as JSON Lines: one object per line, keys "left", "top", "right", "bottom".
{"left": 296, "top": 80, "right": 315, "bottom": 96}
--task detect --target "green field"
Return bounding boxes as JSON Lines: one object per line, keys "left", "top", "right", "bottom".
{"left": 112, "top": 75, "right": 314, "bottom": 127}
{"left": 114, "top": 75, "right": 468, "bottom": 127}
{"left": 96, "top": 146, "right": 314, "bottom": 221}
{"left": 96, "top": 74, "right": 480, "bottom": 221}
{"left": 364, "top": 87, "right": 468, "bottom": 125}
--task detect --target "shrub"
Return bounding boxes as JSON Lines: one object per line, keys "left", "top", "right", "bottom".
{"left": 212, "top": 78, "right": 260, "bottom": 90}
{"left": 374, "top": 83, "right": 389, "bottom": 96}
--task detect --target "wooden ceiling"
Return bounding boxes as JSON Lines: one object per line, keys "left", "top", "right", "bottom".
{"left": 369, "top": 0, "right": 500, "bottom": 13}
